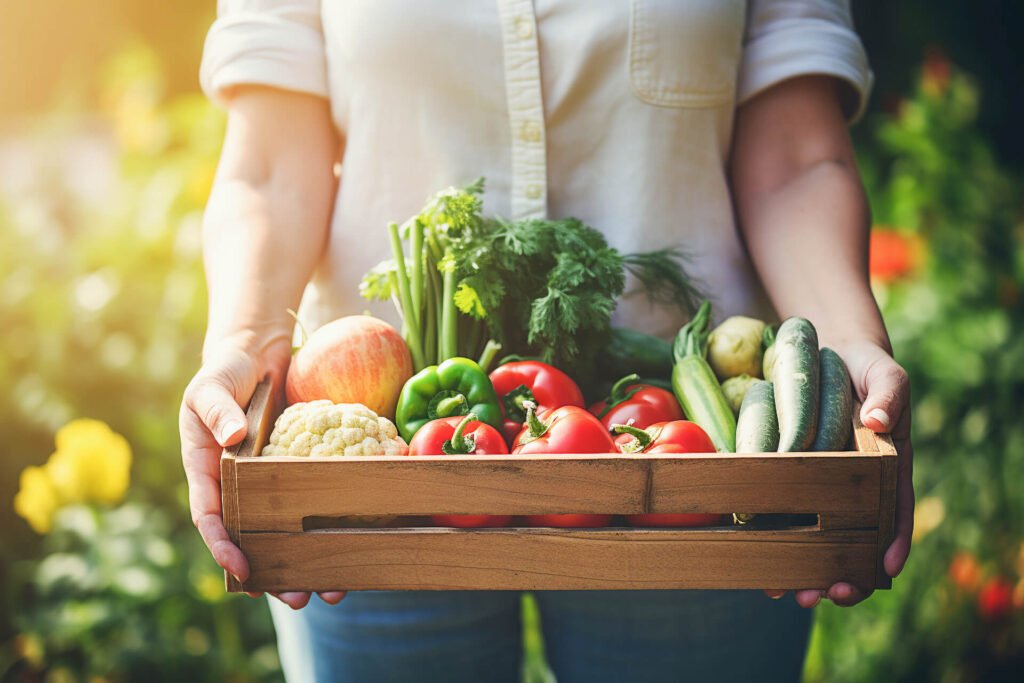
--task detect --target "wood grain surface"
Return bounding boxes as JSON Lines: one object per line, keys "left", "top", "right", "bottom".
{"left": 238, "top": 527, "right": 878, "bottom": 591}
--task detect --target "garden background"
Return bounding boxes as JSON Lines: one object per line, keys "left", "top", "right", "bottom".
{"left": 2, "top": 2, "right": 1023, "bottom": 681}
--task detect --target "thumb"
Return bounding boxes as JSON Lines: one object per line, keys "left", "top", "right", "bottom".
{"left": 858, "top": 356, "right": 910, "bottom": 434}
{"left": 186, "top": 377, "right": 249, "bottom": 447}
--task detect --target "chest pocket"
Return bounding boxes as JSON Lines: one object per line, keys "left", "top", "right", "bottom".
{"left": 628, "top": 0, "right": 746, "bottom": 108}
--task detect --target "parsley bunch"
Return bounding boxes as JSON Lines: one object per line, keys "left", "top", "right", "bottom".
{"left": 361, "top": 180, "right": 701, "bottom": 377}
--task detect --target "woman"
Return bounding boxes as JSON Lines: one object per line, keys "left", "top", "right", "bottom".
{"left": 180, "top": 1, "right": 914, "bottom": 681}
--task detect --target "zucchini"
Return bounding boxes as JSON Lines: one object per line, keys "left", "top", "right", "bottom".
{"left": 811, "top": 347, "right": 854, "bottom": 451}
{"left": 761, "top": 325, "right": 778, "bottom": 381}
{"left": 735, "top": 380, "right": 779, "bottom": 453}
{"left": 672, "top": 360, "right": 736, "bottom": 453}
{"left": 773, "top": 317, "right": 820, "bottom": 452}
{"left": 600, "top": 327, "right": 674, "bottom": 380}
{"left": 672, "top": 301, "right": 736, "bottom": 452}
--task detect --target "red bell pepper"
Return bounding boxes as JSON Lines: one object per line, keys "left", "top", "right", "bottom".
{"left": 408, "top": 413, "right": 512, "bottom": 528}
{"left": 490, "top": 361, "right": 585, "bottom": 444}
{"left": 613, "top": 420, "right": 726, "bottom": 528}
{"left": 513, "top": 402, "right": 617, "bottom": 527}
{"left": 589, "top": 373, "right": 685, "bottom": 431}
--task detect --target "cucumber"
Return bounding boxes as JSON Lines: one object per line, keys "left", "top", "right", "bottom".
{"left": 736, "top": 380, "right": 779, "bottom": 453}
{"left": 811, "top": 348, "right": 854, "bottom": 451}
{"left": 773, "top": 317, "right": 820, "bottom": 452}
{"left": 600, "top": 327, "right": 674, "bottom": 380}
{"left": 672, "top": 359, "right": 736, "bottom": 453}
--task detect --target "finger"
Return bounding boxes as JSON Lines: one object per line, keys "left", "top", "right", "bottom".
{"left": 246, "top": 592, "right": 265, "bottom": 599}
{"left": 318, "top": 591, "right": 348, "bottom": 605}
{"left": 763, "top": 589, "right": 786, "bottom": 600}
{"left": 859, "top": 361, "right": 910, "bottom": 434}
{"left": 795, "top": 590, "right": 823, "bottom": 608}
{"left": 826, "top": 582, "right": 871, "bottom": 607}
{"left": 272, "top": 592, "right": 312, "bottom": 610}
{"left": 195, "top": 511, "right": 250, "bottom": 582}
{"left": 186, "top": 377, "right": 249, "bottom": 447}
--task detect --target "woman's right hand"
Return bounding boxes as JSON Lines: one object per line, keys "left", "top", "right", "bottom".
{"left": 179, "top": 333, "right": 347, "bottom": 609}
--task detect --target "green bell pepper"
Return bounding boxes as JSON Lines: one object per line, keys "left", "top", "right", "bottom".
{"left": 395, "top": 357, "right": 503, "bottom": 441}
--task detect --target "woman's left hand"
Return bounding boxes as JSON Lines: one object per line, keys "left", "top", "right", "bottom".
{"left": 770, "top": 341, "right": 913, "bottom": 608}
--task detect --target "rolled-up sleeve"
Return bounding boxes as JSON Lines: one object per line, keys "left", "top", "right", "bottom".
{"left": 199, "top": 0, "right": 328, "bottom": 106}
{"left": 738, "top": 0, "right": 873, "bottom": 122}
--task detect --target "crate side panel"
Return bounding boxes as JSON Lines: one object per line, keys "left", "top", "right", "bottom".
{"left": 234, "top": 456, "right": 650, "bottom": 531}
{"left": 233, "top": 453, "right": 885, "bottom": 531}
{"left": 237, "top": 528, "right": 878, "bottom": 592}
{"left": 650, "top": 455, "right": 880, "bottom": 516}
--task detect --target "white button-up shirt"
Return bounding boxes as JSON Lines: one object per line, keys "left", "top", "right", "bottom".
{"left": 201, "top": 0, "right": 871, "bottom": 338}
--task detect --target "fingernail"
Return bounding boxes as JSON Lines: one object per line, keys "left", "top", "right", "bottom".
{"left": 867, "top": 408, "right": 890, "bottom": 430}
{"left": 219, "top": 419, "right": 245, "bottom": 444}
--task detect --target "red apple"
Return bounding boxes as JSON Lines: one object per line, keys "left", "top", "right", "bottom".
{"left": 286, "top": 315, "right": 413, "bottom": 420}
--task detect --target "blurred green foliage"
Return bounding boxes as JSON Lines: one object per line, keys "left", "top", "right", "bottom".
{"left": 804, "top": 56, "right": 1024, "bottom": 683}
{"left": 0, "top": 46, "right": 280, "bottom": 681}
{"left": 1, "top": 40, "right": 1022, "bottom": 683}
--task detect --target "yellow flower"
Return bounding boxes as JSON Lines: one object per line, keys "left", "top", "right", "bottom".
{"left": 47, "top": 419, "right": 132, "bottom": 506}
{"left": 13, "top": 466, "right": 61, "bottom": 534}
{"left": 13, "top": 419, "right": 132, "bottom": 534}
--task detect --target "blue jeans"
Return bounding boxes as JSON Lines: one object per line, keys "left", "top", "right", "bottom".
{"left": 269, "top": 590, "right": 811, "bottom": 682}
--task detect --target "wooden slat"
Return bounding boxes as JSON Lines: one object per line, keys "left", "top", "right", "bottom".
{"left": 852, "top": 403, "right": 897, "bottom": 455}
{"left": 231, "top": 376, "right": 275, "bottom": 459}
{"left": 221, "top": 377, "right": 274, "bottom": 591}
{"left": 875, "top": 450, "right": 899, "bottom": 588}
{"left": 220, "top": 454, "right": 242, "bottom": 592}
{"left": 816, "top": 512, "right": 880, "bottom": 530}
{"left": 237, "top": 527, "right": 879, "bottom": 592}
{"left": 232, "top": 453, "right": 881, "bottom": 531}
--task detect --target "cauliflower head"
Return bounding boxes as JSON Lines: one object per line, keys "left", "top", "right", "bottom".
{"left": 262, "top": 400, "right": 408, "bottom": 457}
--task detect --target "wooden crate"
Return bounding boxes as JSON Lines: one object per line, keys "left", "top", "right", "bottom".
{"left": 221, "top": 379, "right": 897, "bottom": 592}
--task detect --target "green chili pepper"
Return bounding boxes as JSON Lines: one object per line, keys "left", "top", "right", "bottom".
{"left": 395, "top": 357, "right": 503, "bottom": 441}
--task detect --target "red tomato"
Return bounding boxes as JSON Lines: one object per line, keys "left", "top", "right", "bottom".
{"left": 490, "top": 361, "right": 585, "bottom": 444}
{"left": 522, "top": 513, "right": 614, "bottom": 528}
{"left": 408, "top": 413, "right": 512, "bottom": 528}
{"left": 589, "top": 374, "right": 684, "bottom": 430}
{"left": 513, "top": 403, "right": 618, "bottom": 528}
{"left": 613, "top": 420, "right": 725, "bottom": 528}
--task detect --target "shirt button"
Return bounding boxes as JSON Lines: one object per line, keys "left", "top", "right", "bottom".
{"left": 515, "top": 17, "right": 533, "bottom": 39}
{"left": 525, "top": 184, "right": 543, "bottom": 200}
{"left": 520, "top": 120, "right": 542, "bottom": 143}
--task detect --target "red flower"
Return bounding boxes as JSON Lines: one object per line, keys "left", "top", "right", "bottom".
{"left": 977, "top": 577, "right": 1015, "bottom": 621}
{"left": 949, "top": 552, "right": 982, "bottom": 592}
{"left": 870, "top": 229, "right": 920, "bottom": 283}
{"left": 922, "top": 46, "right": 951, "bottom": 98}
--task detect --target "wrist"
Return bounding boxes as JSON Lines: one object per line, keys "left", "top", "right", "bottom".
{"left": 202, "top": 324, "right": 293, "bottom": 366}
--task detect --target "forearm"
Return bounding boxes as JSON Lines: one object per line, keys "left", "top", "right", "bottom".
{"left": 739, "top": 160, "right": 889, "bottom": 352}
{"left": 201, "top": 88, "right": 339, "bottom": 359}
{"left": 731, "top": 76, "right": 889, "bottom": 354}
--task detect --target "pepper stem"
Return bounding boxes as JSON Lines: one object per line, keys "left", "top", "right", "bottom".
{"left": 435, "top": 394, "right": 467, "bottom": 418}
{"left": 443, "top": 412, "right": 478, "bottom": 455}
{"left": 596, "top": 374, "right": 642, "bottom": 419}
{"left": 522, "top": 401, "right": 550, "bottom": 440}
{"left": 612, "top": 423, "right": 655, "bottom": 453}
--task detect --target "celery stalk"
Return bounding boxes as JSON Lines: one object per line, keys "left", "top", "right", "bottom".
{"left": 388, "top": 222, "right": 425, "bottom": 370}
